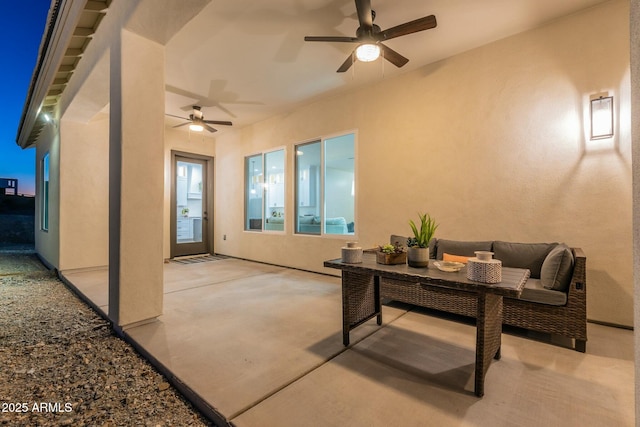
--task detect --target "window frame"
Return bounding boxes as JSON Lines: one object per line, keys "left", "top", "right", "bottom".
{"left": 41, "top": 152, "right": 50, "bottom": 232}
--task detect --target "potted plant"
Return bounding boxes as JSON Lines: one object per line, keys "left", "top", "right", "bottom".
{"left": 181, "top": 207, "right": 189, "bottom": 217}
{"left": 376, "top": 242, "right": 407, "bottom": 265}
{"left": 407, "top": 212, "right": 438, "bottom": 267}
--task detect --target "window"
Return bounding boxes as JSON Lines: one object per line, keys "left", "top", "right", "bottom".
{"left": 41, "top": 153, "right": 50, "bottom": 231}
{"left": 245, "top": 149, "right": 285, "bottom": 232}
{"left": 245, "top": 154, "right": 263, "bottom": 231}
{"left": 264, "top": 150, "right": 285, "bottom": 231}
{"left": 295, "top": 133, "right": 355, "bottom": 235}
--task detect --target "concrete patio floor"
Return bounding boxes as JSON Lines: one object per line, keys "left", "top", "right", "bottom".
{"left": 61, "top": 257, "right": 634, "bottom": 426}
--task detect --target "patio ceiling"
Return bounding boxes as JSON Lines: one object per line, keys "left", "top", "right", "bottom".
{"left": 162, "top": 0, "right": 609, "bottom": 134}
{"left": 19, "top": 0, "right": 609, "bottom": 146}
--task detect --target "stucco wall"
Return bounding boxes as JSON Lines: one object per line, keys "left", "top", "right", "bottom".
{"left": 58, "top": 116, "right": 110, "bottom": 271}
{"left": 213, "top": 0, "right": 632, "bottom": 325}
{"left": 629, "top": 0, "right": 639, "bottom": 421}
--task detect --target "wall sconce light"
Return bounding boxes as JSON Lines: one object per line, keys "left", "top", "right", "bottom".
{"left": 590, "top": 95, "right": 613, "bottom": 140}
{"left": 42, "top": 112, "right": 58, "bottom": 129}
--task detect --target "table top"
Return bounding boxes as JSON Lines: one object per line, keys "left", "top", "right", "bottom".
{"left": 324, "top": 253, "right": 529, "bottom": 298}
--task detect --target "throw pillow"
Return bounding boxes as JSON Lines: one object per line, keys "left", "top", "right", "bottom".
{"left": 540, "top": 244, "right": 574, "bottom": 291}
{"left": 443, "top": 253, "right": 472, "bottom": 264}
{"left": 492, "top": 241, "right": 557, "bottom": 279}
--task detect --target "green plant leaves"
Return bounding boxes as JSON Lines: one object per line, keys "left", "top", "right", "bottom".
{"left": 408, "top": 212, "right": 438, "bottom": 248}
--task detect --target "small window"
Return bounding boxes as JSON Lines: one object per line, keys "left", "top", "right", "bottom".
{"left": 41, "top": 153, "right": 50, "bottom": 231}
{"left": 245, "top": 154, "right": 263, "bottom": 231}
{"left": 264, "top": 150, "right": 285, "bottom": 231}
{"left": 245, "top": 149, "right": 286, "bottom": 232}
{"left": 295, "top": 141, "right": 320, "bottom": 234}
{"left": 324, "top": 134, "right": 355, "bottom": 235}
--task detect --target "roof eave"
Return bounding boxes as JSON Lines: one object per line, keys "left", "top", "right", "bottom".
{"left": 16, "top": 0, "right": 110, "bottom": 149}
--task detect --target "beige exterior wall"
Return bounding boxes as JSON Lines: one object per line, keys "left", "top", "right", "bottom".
{"left": 58, "top": 116, "right": 110, "bottom": 271}
{"left": 213, "top": 0, "right": 632, "bottom": 325}
{"left": 109, "top": 28, "right": 165, "bottom": 326}
{"left": 629, "top": 0, "right": 639, "bottom": 419}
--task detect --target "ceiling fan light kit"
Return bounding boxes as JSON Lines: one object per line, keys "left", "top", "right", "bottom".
{"left": 355, "top": 43, "right": 380, "bottom": 62}
{"left": 304, "top": 0, "right": 437, "bottom": 73}
{"left": 166, "top": 105, "right": 233, "bottom": 134}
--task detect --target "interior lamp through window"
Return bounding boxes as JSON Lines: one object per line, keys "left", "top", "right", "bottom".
{"left": 355, "top": 43, "right": 380, "bottom": 62}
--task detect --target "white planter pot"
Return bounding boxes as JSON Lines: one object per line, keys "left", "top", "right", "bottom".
{"left": 407, "top": 247, "right": 430, "bottom": 268}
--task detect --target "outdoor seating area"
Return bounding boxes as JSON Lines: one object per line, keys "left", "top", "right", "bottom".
{"left": 60, "top": 257, "right": 633, "bottom": 426}
{"left": 383, "top": 237, "right": 588, "bottom": 352}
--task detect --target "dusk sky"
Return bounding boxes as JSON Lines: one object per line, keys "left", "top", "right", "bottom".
{"left": 0, "top": 1, "right": 51, "bottom": 196}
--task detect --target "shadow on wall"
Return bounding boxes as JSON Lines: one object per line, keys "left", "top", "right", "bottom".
{"left": 587, "top": 268, "right": 633, "bottom": 328}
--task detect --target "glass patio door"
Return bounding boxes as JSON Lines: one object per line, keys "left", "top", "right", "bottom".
{"left": 172, "top": 156, "right": 208, "bottom": 257}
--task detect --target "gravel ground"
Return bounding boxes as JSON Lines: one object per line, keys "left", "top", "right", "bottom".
{"left": 0, "top": 253, "right": 214, "bottom": 426}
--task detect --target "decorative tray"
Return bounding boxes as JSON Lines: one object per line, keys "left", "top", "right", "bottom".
{"left": 433, "top": 261, "right": 465, "bottom": 272}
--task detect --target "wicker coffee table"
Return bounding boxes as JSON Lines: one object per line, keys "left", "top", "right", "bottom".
{"left": 324, "top": 253, "right": 529, "bottom": 397}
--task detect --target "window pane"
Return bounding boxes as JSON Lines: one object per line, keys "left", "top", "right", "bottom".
{"left": 324, "top": 134, "right": 355, "bottom": 235}
{"left": 295, "top": 141, "right": 320, "bottom": 234}
{"left": 245, "top": 154, "right": 263, "bottom": 231}
{"left": 264, "top": 149, "right": 285, "bottom": 231}
{"left": 176, "top": 161, "right": 203, "bottom": 243}
{"left": 41, "top": 153, "right": 49, "bottom": 231}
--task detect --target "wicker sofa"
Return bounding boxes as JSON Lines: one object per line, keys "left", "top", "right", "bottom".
{"left": 382, "top": 237, "right": 587, "bottom": 352}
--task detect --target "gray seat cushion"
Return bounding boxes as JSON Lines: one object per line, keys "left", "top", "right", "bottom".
{"left": 512, "top": 278, "right": 567, "bottom": 306}
{"left": 540, "top": 244, "right": 574, "bottom": 291}
{"left": 435, "top": 239, "right": 493, "bottom": 260}
{"left": 492, "top": 241, "right": 557, "bottom": 279}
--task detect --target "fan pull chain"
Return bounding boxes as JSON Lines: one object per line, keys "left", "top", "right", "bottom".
{"left": 351, "top": 51, "right": 355, "bottom": 80}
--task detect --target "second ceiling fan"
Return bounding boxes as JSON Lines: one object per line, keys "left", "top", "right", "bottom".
{"left": 166, "top": 106, "right": 232, "bottom": 133}
{"left": 304, "top": 0, "right": 437, "bottom": 73}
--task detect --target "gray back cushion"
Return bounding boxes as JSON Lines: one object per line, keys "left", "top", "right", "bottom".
{"left": 540, "top": 244, "right": 574, "bottom": 291}
{"left": 492, "top": 241, "right": 557, "bottom": 279}
{"left": 390, "top": 235, "right": 408, "bottom": 248}
{"left": 435, "top": 239, "right": 493, "bottom": 260}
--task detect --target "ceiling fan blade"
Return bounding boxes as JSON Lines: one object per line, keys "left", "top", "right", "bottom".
{"left": 380, "top": 43, "right": 409, "bottom": 68}
{"left": 304, "top": 36, "right": 359, "bottom": 43}
{"left": 337, "top": 52, "right": 355, "bottom": 73}
{"left": 203, "top": 120, "right": 233, "bottom": 126}
{"left": 172, "top": 122, "right": 191, "bottom": 128}
{"left": 376, "top": 15, "right": 437, "bottom": 41}
{"left": 166, "top": 113, "right": 189, "bottom": 121}
{"left": 355, "top": 0, "right": 373, "bottom": 30}
{"left": 203, "top": 124, "right": 218, "bottom": 133}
